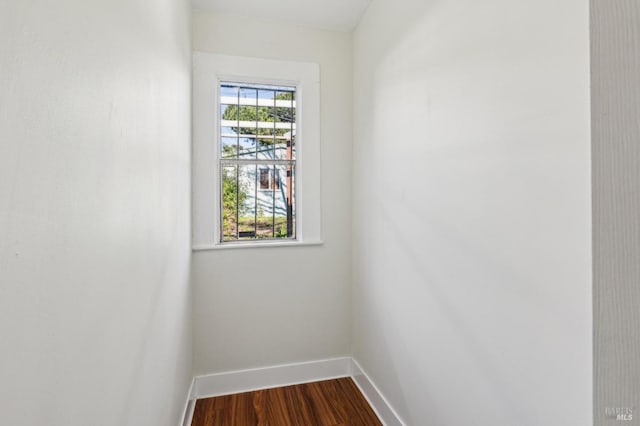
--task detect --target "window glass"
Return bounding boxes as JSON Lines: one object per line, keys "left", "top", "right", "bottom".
{"left": 220, "top": 82, "right": 296, "bottom": 242}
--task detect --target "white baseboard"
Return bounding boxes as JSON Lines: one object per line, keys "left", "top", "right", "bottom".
{"left": 351, "top": 358, "right": 405, "bottom": 426}
{"left": 180, "top": 378, "right": 195, "bottom": 426}
{"left": 192, "top": 357, "right": 352, "bottom": 399}
{"left": 180, "top": 357, "right": 403, "bottom": 426}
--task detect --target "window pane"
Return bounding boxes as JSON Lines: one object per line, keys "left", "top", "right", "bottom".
{"left": 237, "top": 165, "right": 257, "bottom": 240}
{"left": 238, "top": 129, "right": 257, "bottom": 158}
{"left": 222, "top": 163, "right": 295, "bottom": 242}
{"left": 273, "top": 164, "right": 295, "bottom": 239}
{"left": 220, "top": 85, "right": 238, "bottom": 98}
{"left": 221, "top": 126, "right": 237, "bottom": 137}
{"left": 240, "top": 87, "right": 257, "bottom": 102}
{"left": 258, "top": 89, "right": 275, "bottom": 101}
{"left": 257, "top": 190, "right": 275, "bottom": 238}
{"left": 257, "top": 136, "right": 276, "bottom": 151}
{"left": 257, "top": 106, "right": 275, "bottom": 125}
{"left": 275, "top": 91, "right": 295, "bottom": 123}
{"left": 257, "top": 130, "right": 275, "bottom": 159}
{"left": 220, "top": 104, "right": 237, "bottom": 121}
{"left": 221, "top": 165, "right": 239, "bottom": 241}
{"left": 238, "top": 105, "right": 257, "bottom": 120}
{"left": 274, "top": 137, "right": 292, "bottom": 160}
{"left": 221, "top": 137, "right": 238, "bottom": 158}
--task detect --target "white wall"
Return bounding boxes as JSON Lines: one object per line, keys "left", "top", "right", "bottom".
{"left": 352, "top": 1, "right": 592, "bottom": 425}
{"left": 0, "top": 1, "right": 192, "bottom": 425}
{"left": 192, "top": 12, "right": 352, "bottom": 375}
{"left": 592, "top": 1, "right": 640, "bottom": 424}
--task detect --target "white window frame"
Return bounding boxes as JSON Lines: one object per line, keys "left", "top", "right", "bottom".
{"left": 192, "top": 52, "right": 322, "bottom": 250}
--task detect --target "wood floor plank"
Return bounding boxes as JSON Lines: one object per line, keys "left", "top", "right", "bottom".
{"left": 305, "top": 381, "right": 345, "bottom": 425}
{"left": 191, "top": 378, "right": 382, "bottom": 426}
{"left": 336, "top": 377, "right": 381, "bottom": 426}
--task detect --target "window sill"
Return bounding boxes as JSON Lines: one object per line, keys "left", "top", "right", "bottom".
{"left": 192, "top": 240, "right": 324, "bottom": 251}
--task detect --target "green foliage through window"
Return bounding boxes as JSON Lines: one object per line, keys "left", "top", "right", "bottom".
{"left": 221, "top": 92, "right": 295, "bottom": 140}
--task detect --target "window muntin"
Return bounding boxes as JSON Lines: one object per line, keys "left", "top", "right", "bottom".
{"left": 219, "top": 82, "right": 296, "bottom": 242}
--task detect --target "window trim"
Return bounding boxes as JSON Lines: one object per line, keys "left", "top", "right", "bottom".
{"left": 192, "top": 52, "right": 323, "bottom": 250}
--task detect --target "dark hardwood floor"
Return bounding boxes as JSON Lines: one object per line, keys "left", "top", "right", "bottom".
{"left": 191, "top": 377, "right": 382, "bottom": 426}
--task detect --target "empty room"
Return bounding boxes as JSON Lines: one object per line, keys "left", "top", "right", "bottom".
{"left": 1, "top": 0, "right": 638, "bottom": 425}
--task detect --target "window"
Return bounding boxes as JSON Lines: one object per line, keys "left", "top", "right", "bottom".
{"left": 259, "top": 168, "right": 280, "bottom": 191}
{"left": 192, "top": 53, "right": 322, "bottom": 249}
{"left": 219, "top": 82, "right": 296, "bottom": 242}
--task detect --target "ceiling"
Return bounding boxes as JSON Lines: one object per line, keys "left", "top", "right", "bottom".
{"left": 192, "top": 0, "right": 372, "bottom": 32}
